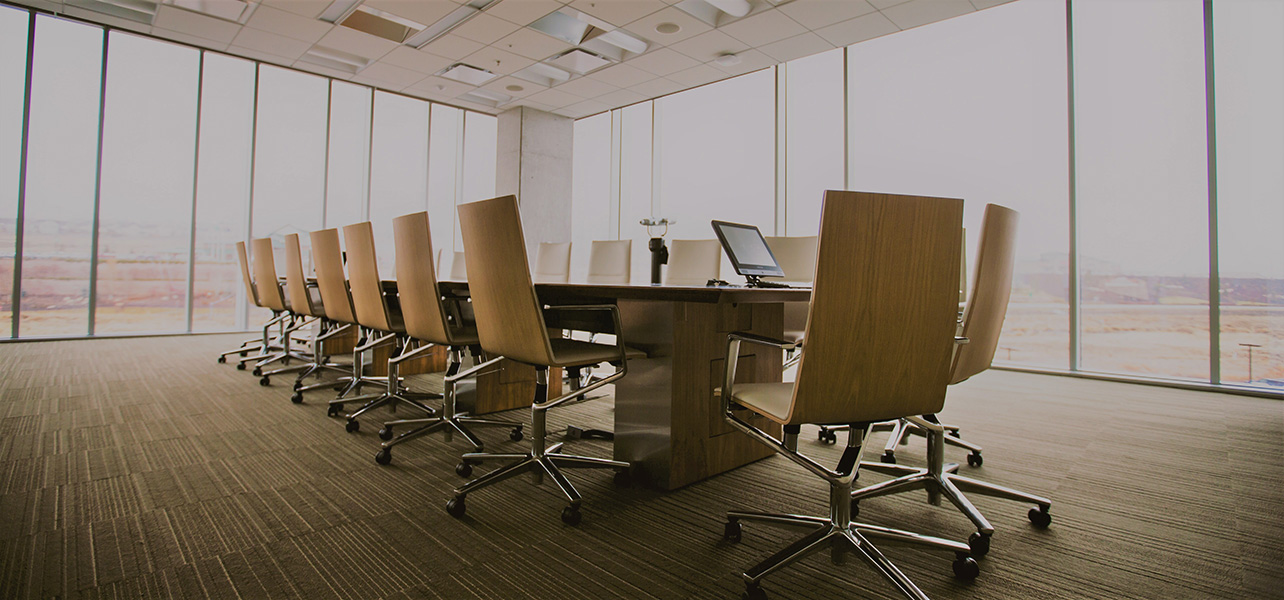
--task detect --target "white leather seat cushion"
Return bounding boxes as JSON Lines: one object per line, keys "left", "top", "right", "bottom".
{"left": 728, "top": 382, "right": 794, "bottom": 422}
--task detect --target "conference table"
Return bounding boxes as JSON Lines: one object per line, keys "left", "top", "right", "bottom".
{"left": 435, "top": 280, "right": 811, "bottom": 491}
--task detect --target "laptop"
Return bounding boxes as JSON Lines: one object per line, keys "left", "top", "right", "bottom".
{"left": 710, "top": 220, "right": 793, "bottom": 288}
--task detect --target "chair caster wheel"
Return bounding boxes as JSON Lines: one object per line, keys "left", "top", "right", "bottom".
{"left": 252, "top": 367, "right": 262, "bottom": 376}
{"left": 742, "top": 583, "right": 768, "bottom": 600}
{"left": 613, "top": 469, "right": 631, "bottom": 487}
{"left": 509, "top": 427, "right": 524, "bottom": 442}
{"left": 723, "top": 520, "right": 742, "bottom": 542}
{"left": 1029, "top": 506, "right": 1052, "bottom": 528}
{"left": 455, "top": 461, "right": 474, "bottom": 478}
{"left": 240, "top": 351, "right": 248, "bottom": 357}
{"left": 236, "top": 362, "right": 246, "bottom": 371}
{"left": 290, "top": 392, "right": 303, "bottom": 404}
{"left": 880, "top": 451, "right": 896, "bottom": 464}
{"left": 259, "top": 376, "right": 271, "bottom": 387}
{"left": 327, "top": 404, "right": 341, "bottom": 417}
{"left": 968, "top": 532, "right": 991, "bottom": 557}
{"left": 967, "top": 452, "right": 983, "bottom": 467}
{"left": 817, "top": 428, "right": 837, "bottom": 445}
{"left": 446, "top": 496, "right": 466, "bottom": 518}
{"left": 374, "top": 448, "right": 391, "bottom": 465}
{"left": 217, "top": 356, "right": 227, "bottom": 364}
{"left": 345, "top": 419, "right": 359, "bottom": 433}
{"left": 561, "top": 505, "right": 582, "bottom": 526}
{"left": 333, "top": 383, "right": 346, "bottom": 392}
{"left": 378, "top": 427, "right": 393, "bottom": 441}
{"left": 952, "top": 555, "right": 980, "bottom": 579}
{"left": 292, "top": 381, "right": 302, "bottom": 392}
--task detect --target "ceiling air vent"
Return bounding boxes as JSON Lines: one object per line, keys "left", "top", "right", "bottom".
{"left": 338, "top": 6, "right": 426, "bottom": 44}
{"left": 439, "top": 63, "right": 498, "bottom": 86}
{"left": 546, "top": 49, "right": 612, "bottom": 75}
{"left": 65, "top": 0, "right": 159, "bottom": 25}
{"left": 298, "top": 45, "right": 371, "bottom": 75}
{"left": 164, "top": 0, "right": 257, "bottom": 23}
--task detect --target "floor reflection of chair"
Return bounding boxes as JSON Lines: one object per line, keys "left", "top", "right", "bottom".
{"left": 851, "top": 204, "right": 1052, "bottom": 558}
{"left": 372, "top": 211, "right": 523, "bottom": 466}
{"left": 446, "top": 195, "right": 631, "bottom": 526}
{"left": 718, "top": 191, "right": 978, "bottom": 600}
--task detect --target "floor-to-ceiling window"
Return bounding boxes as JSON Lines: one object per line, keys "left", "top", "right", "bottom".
{"left": 94, "top": 32, "right": 200, "bottom": 334}
{"left": 0, "top": 6, "right": 30, "bottom": 337}
{"left": 368, "top": 91, "right": 430, "bottom": 274}
{"left": 428, "top": 105, "right": 462, "bottom": 260}
{"left": 324, "top": 81, "right": 372, "bottom": 231}
{"left": 784, "top": 48, "right": 845, "bottom": 238}
{"left": 619, "top": 103, "right": 654, "bottom": 284}
{"left": 457, "top": 112, "right": 497, "bottom": 250}
{"left": 19, "top": 15, "right": 103, "bottom": 337}
{"left": 1075, "top": 0, "right": 1210, "bottom": 381}
{"left": 1213, "top": 0, "right": 1284, "bottom": 388}
{"left": 571, "top": 112, "right": 612, "bottom": 280}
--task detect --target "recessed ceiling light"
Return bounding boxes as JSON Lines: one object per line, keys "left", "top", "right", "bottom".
{"left": 655, "top": 22, "right": 680, "bottom": 34}
{"left": 439, "top": 63, "right": 498, "bottom": 86}
{"left": 505, "top": 84, "right": 524, "bottom": 92}
{"left": 714, "top": 53, "right": 741, "bottom": 67}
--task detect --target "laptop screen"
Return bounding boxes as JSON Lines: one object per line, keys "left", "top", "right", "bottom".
{"left": 711, "top": 220, "right": 785, "bottom": 278}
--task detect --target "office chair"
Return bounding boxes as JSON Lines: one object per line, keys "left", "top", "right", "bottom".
{"left": 328, "top": 221, "right": 440, "bottom": 432}
{"left": 850, "top": 204, "right": 1052, "bottom": 558}
{"left": 373, "top": 211, "right": 523, "bottom": 465}
{"left": 217, "top": 241, "right": 280, "bottom": 365}
{"left": 719, "top": 191, "right": 978, "bottom": 600}
{"left": 533, "top": 241, "right": 572, "bottom": 284}
{"left": 664, "top": 239, "right": 721, "bottom": 286}
{"left": 240, "top": 238, "right": 313, "bottom": 383}
{"left": 279, "top": 233, "right": 351, "bottom": 401}
{"left": 763, "top": 235, "right": 817, "bottom": 366}
{"left": 586, "top": 239, "right": 632, "bottom": 284}
{"left": 310, "top": 228, "right": 388, "bottom": 403}
{"left": 447, "top": 195, "right": 631, "bottom": 526}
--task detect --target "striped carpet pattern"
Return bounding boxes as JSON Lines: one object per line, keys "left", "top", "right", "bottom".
{"left": 0, "top": 334, "right": 1281, "bottom": 599}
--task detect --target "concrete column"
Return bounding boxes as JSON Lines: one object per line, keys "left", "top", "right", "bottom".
{"left": 496, "top": 106, "right": 573, "bottom": 259}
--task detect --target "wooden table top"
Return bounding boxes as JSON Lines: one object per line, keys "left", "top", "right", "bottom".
{"left": 437, "top": 280, "right": 811, "bottom": 304}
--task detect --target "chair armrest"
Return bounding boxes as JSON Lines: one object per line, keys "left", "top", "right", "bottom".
{"left": 955, "top": 336, "right": 969, "bottom": 345}
{"left": 729, "top": 331, "right": 797, "bottom": 351}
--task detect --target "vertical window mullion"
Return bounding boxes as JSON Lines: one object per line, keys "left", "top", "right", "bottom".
{"left": 11, "top": 12, "right": 35, "bottom": 338}
{"left": 86, "top": 29, "right": 109, "bottom": 336}
{"left": 185, "top": 52, "right": 205, "bottom": 333}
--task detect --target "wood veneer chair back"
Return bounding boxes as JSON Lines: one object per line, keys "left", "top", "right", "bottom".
{"left": 951, "top": 204, "right": 1019, "bottom": 384}
{"left": 283, "top": 234, "right": 320, "bottom": 318}
{"left": 341, "top": 222, "right": 395, "bottom": 332}
{"left": 309, "top": 228, "right": 356, "bottom": 325}
{"left": 586, "top": 239, "right": 632, "bottom": 284}
{"left": 789, "top": 191, "right": 963, "bottom": 425}
{"left": 764, "top": 236, "right": 818, "bottom": 283}
{"left": 664, "top": 239, "right": 720, "bottom": 286}
{"left": 533, "top": 241, "right": 572, "bottom": 283}
{"left": 392, "top": 212, "right": 454, "bottom": 345}
{"left": 250, "top": 237, "right": 287, "bottom": 312}
{"left": 457, "top": 195, "right": 556, "bottom": 366}
{"left": 236, "top": 241, "right": 259, "bottom": 307}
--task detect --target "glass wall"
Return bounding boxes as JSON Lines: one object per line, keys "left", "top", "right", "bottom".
{"left": 784, "top": 48, "right": 845, "bottom": 237}
{"left": 619, "top": 103, "right": 654, "bottom": 284}
{"left": 571, "top": 112, "right": 612, "bottom": 280}
{"left": 1074, "top": 0, "right": 1210, "bottom": 380}
{"left": 95, "top": 32, "right": 200, "bottom": 334}
{"left": 0, "top": 7, "right": 29, "bottom": 337}
{"left": 19, "top": 15, "right": 103, "bottom": 337}
{"left": 1214, "top": 0, "right": 1284, "bottom": 387}
{"left": 1, "top": 4, "right": 500, "bottom": 339}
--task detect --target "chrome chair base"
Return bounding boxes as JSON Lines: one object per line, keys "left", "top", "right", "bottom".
{"left": 818, "top": 417, "right": 982, "bottom": 466}
{"left": 374, "top": 351, "right": 522, "bottom": 465}
{"left": 329, "top": 336, "right": 440, "bottom": 433}
{"left": 851, "top": 416, "right": 1052, "bottom": 556}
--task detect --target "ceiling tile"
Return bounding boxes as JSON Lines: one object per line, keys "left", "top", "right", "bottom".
{"left": 758, "top": 31, "right": 833, "bottom": 63}
{"left": 362, "top": 0, "right": 459, "bottom": 27}
{"left": 524, "top": 87, "right": 584, "bottom": 108}
{"left": 868, "top": 0, "right": 912, "bottom": 9}
{"left": 664, "top": 63, "right": 722, "bottom": 87}
{"left": 487, "top": 0, "right": 565, "bottom": 26}
{"left": 625, "top": 47, "right": 699, "bottom": 76}
{"left": 407, "top": 75, "right": 478, "bottom": 97}
{"left": 292, "top": 59, "right": 357, "bottom": 80}
{"left": 668, "top": 29, "right": 748, "bottom": 62}
{"left": 150, "top": 27, "right": 231, "bottom": 52}
{"left": 259, "top": 0, "right": 331, "bottom": 19}
{"left": 707, "top": 48, "right": 773, "bottom": 76}
{"left": 880, "top": 0, "right": 975, "bottom": 30}
{"left": 971, "top": 0, "right": 1018, "bottom": 9}
{"left": 462, "top": 45, "right": 536, "bottom": 74}
{"left": 567, "top": 0, "right": 667, "bottom": 27}
{"left": 353, "top": 61, "right": 427, "bottom": 88}
{"left": 621, "top": 6, "right": 711, "bottom": 45}
{"left": 493, "top": 27, "right": 573, "bottom": 61}
{"left": 231, "top": 28, "right": 313, "bottom": 59}
{"left": 718, "top": 9, "right": 806, "bottom": 48}
{"left": 62, "top": 6, "right": 150, "bottom": 34}
{"left": 245, "top": 4, "right": 333, "bottom": 44}
{"left": 815, "top": 11, "right": 898, "bottom": 47}
{"left": 452, "top": 12, "right": 522, "bottom": 45}
{"left": 627, "top": 75, "right": 684, "bottom": 98}
{"left": 777, "top": 0, "right": 877, "bottom": 30}
{"left": 553, "top": 76, "right": 618, "bottom": 99}
{"left": 595, "top": 87, "right": 644, "bottom": 107}
{"left": 316, "top": 24, "right": 401, "bottom": 59}
{"left": 152, "top": 5, "right": 242, "bottom": 44}
{"left": 226, "top": 46, "right": 294, "bottom": 68}
{"left": 12, "top": 0, "right": 59, "bottom": 12}
{"left": 554, "top": 99, "right": 611, "bottom": 119}
{"left": 421, "top": 34, "right": 486, "bottom": 60}
{"left": 378, "top": 46, "right": 454, "bottom": 74}
{"left": 483, "top": 75, "right": 549, "bottom": 98}
{"left": 587, "top": 63, "right": 655, "bottom": 87}
{"left": 508, "top": 98, "right": 557, "bottom": 112}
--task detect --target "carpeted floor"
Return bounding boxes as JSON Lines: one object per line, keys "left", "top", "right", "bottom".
{"left": 0, "top": 334, "right": 1281, "bottom": 599}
